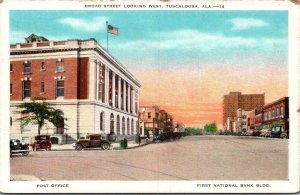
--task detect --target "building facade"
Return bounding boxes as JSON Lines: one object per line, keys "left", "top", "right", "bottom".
{"left": 261, "top": 97, "right": 289, "bottom": 132}
{"left": 223, "top": 92, "right": 265, "bottom": 131}
{"left": 236, "top": 109, "right": 250, "bottom": 132}
{"left": 10, "top": 34, "right": 141, "bottom": 144}
{"left": 247, "top": 108, "right": 263, "bottom": 131}
{"left": 139, "top": 105, "right": 160, "bottom": 136}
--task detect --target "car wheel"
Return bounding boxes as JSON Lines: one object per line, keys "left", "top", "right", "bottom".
{"left": 101, "top": 142, "right": 110, "bottom": 150}
{"left": 75, "top": 144, "right": 83, "bottom": 151}
{"left": 22, "top": 151, "right": 29, "bottom": 156}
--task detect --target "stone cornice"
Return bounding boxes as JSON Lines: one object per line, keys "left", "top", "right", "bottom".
{"left": 10, "top": 40, "right": 141, "bottom": 88}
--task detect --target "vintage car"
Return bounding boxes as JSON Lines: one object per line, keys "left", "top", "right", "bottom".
{"left": 10, "top": 139, "right": 30, "bottom": 157}
{"left": 260, "top": 129, "right": 272, "bottom": 137}
{"left": 74, "top": 134, "right": 111, "bottom": 151}
{"left": 32, "top": 135, "right": 52, "bottom": 151}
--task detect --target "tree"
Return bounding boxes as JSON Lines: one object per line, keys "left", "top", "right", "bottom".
{"left": 184, "top": 127, "right": 203, "bottom": 135}
{"left": 204, "top": 122, "right": 218, "bottom": 133}
{"left": 16, "top": 97, "right": 65, "bottom": 135}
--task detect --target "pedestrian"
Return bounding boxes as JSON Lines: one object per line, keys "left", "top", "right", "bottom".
{"left": 138, "top": 134, "right": 141, "bottom": 145}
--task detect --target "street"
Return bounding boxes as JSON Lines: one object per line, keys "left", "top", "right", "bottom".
{"left": 10, "top": 136, "right": 288, "bottom": 180}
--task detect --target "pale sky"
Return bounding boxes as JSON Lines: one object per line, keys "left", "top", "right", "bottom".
{"left": 10, "top": 10, "right": 288, "bottom": 128}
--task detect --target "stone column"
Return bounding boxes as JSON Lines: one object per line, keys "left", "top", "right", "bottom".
{"left": 132, "top": 88, "right": 135, "bottom": 114}
{"left": 127, "top": 84, "right": 130, "bottom": 112}
{"left": 105, "top": 67, "right": 109, "bottom": 105}
{"left": 123, "top": 81, "right": 126, "bottom": 111}
{"left": 95, "top": 61, "right": 99, "bottom": 101}
{"left": 118, "top": 77, "right": 121, "bottom": 109}
{"left": 112, "top": 72, "right": 116, "bottom": 108}
{"left": 136, "top": 90, "right": 140, "bottom": 115}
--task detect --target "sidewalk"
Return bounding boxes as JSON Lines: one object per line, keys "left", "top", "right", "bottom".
{"left": 50, "top": 139, "right": 151, "bottom": 151}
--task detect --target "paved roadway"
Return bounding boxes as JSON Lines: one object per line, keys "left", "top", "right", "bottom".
{"left": 10, "top": 136, "right": 288, "bottom": 180}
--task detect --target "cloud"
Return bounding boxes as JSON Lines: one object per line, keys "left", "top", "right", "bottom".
{"left": 228, "top": 18, "right": 268, "bottom": 31}
{"left": 115, "top": 29, "right": 285, "bottom": 51}
{"left": 58, "top": 16, "right": 108, "bottom": 32}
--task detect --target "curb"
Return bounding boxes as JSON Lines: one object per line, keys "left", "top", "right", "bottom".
{"left": 11, "top": 174, "right": 41, "bottom": 181}
{"left": 48, "top": 142, "right": 151, "bottom": 151}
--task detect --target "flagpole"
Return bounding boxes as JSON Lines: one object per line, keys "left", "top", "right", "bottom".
{"left": 106, "top": 21, "right": 108, "bottom": 51}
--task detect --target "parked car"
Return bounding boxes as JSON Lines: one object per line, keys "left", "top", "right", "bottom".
{"left": 172, "top": 132, "right": 182, "bottom": 139}
{"left": 10, "top": 139, "right": 30, "bottom": 157}
{"left": 280, "top": 132, "right": 289, "bottom": 139}
{"left": 260, "top": 129, "right": 271, "bottom": 137}
{"left": 271, "top": 129, "right": 282, "bottom": 138}
{"left": 156, "top": 132, "right": 172, "bottom": 142}
{"left": 32, "top": 135, "right": 52, "bottom": 151}
{"left": 74, "top": 134, "right": 111, "bottom": 151}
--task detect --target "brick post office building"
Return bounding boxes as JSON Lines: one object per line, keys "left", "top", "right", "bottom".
{"left": 10, "top": 34, "right": 141, "bottom": 144}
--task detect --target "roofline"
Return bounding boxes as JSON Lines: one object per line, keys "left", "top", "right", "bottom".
{"left": 10, "top": 38, "right": 141, "bottom": 87}
{"left": 263, "top": 97, "right": 289, "bottom": 108}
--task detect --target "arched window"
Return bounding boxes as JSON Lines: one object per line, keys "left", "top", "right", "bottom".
{"left": 110, "top": 113, "right": 114, "bottom": 133}
{"left": 122, "top": 117, "right": 125, "bottom": 135}
{"left": 117, "top": 115, "right": 120, "bottom": 135}
{"left": 127, "top": 118, "right": 130, "bottom": 135}
{"left": 131, "top": 119, "right": 134, "bottom": 135}
{"left": 100, "top": 112, "right": 104, "bottom": 131}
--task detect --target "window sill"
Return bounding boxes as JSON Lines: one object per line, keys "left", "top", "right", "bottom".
{"left": 40, "top": 69, "right": 46, "bottom": 72}
{"left": 10, "top": 71, "right": 13, "bottom": 73}
{"left": 55, "top": 71, "right": 65, "bottom": 73}
{"left": 56, "top": 96, "right": 64, "bottom": 100}
{"left": 22, "top": 72, "right": 32, "bottom": 75}
{"left": 40, "top": 92, "right": 45, "bottom": 95}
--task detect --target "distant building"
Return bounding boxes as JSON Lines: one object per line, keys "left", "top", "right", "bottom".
{"left": 247, "top": 108, "right": 262, "bottom": 131}
{"left": 223, "top": 92, "right": 265, "bottom": 130}
{"left": 236, "top": 109, "right": 250, "bottom": 132}
{"left": 139, "top": 105, "right": 160, "bottom": 136}
{"left": 174, "top": 121, "right": 184, "bottom": 132}
{"left": 261, "top": 97, "right": 289, "bottom": 132}
{"left": 10, "top": 34, "right": 141, "bottom": 144}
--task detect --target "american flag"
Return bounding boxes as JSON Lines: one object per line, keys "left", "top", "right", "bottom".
{"left": 108, "top": 25, "right": 118, "bottom": 35}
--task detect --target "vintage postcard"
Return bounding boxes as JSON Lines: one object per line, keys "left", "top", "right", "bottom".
{"left": 0, "top": 0, "right": 299, "bottom": 193}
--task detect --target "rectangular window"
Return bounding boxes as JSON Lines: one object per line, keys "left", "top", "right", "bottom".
{"left": 23, "top": 61, "right": 31, "bottom": 73}
{"left": 56, "top": 60, "right": 64, "bottom": 72}
{"left": 23, "top": 80, "right": 31, "bottom": 98}
{"left": 56, "top": 80, "right": 64, "bottom": 97}
{"left": 40, "top": 62, "right": 45, "bottom": 70}
{"left": 41, "top": 82, "right": 45, "bottom": 93}
{"left": 280, "top": 107, "right": 284, "bottom": 116}
{"left": 148, "top": 112, "right": 151, "bottom": 119}
{"left": 10, "top": 64, "right": 12, "bottom": 72}
{"left": 10, "top": 83, "right": 12, "bottom": 95}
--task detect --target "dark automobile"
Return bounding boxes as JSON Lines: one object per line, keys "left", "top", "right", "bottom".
{"left": 74, "top": 134, "right": 111, "bottom": 151}
{"left": 171, "top": 132, "right": 182, "bottom": 139}
{"left": 156, "top": 132, "right": 172, "bottom": 142}
{"left": 10, "top": 139, "right": 30, "bottom": 157}
{"left": 32, "top": 135, "right": 52, "bottom": 151}
{"left": 271, "top": 129, "right": 281, "bottom": 138}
